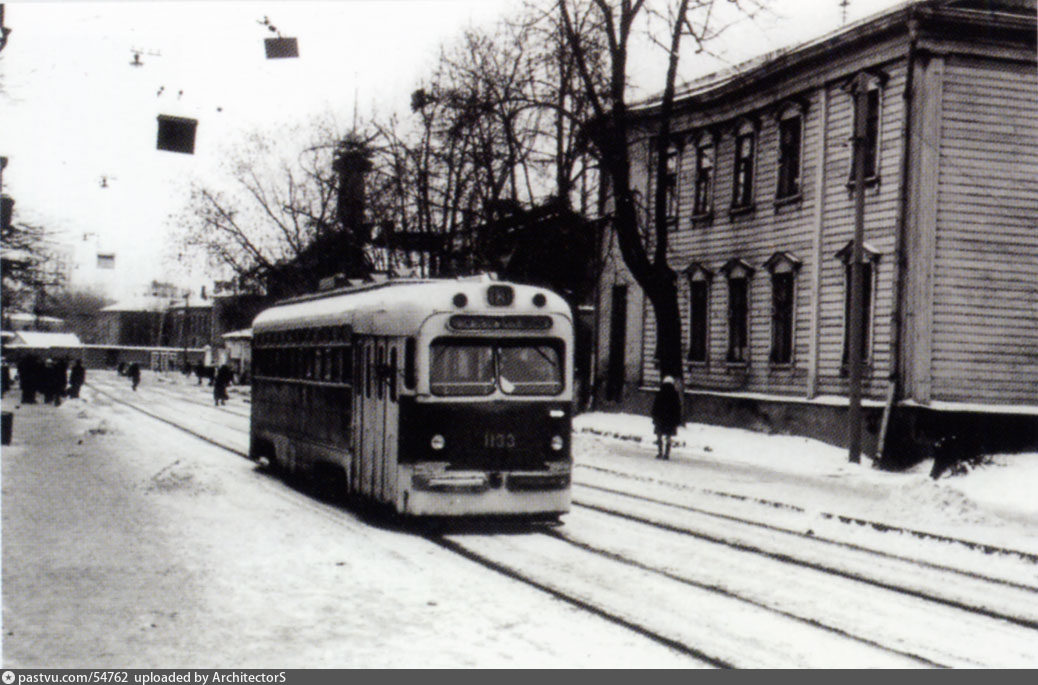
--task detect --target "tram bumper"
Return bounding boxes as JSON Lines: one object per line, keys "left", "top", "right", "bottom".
{"left": 402, "top": 466, "right": 571, "bottom": 516}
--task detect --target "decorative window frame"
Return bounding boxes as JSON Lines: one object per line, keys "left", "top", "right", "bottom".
{"left": 835, "top": 239, "right": 881, "bottom": 370}
{"left": 763, "top": 251, "right": 802, "bottom": 367}
{"left": 648, "top": 134, "right": 683, "bottom": 228}
{"left": 774, "top": 100, "right": 807, "bottom": 206}
{"left": 684, "top": 262, "right": 713, "bottom": 366}
{"left": 842, "top": 70, "right": 888, "bottom": 188}
{"left": 730, "top": 117, "right": 758, "bottom": 217}
{"left": 720, "top": 258, "right": 755, "bottom": 366}
{"left": 690, "top": 130, "right": 717, "bottom": 224}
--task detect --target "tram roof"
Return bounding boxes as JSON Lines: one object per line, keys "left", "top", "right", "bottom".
{"left": 251, "top": 276, "right": 572, "bottom": 336}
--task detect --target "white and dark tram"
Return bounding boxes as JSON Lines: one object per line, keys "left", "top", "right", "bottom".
{"left": 249, "top": 276, "right": 574, "bottom": 518}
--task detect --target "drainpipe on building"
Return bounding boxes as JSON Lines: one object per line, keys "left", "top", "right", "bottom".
{"left": 847, "top": 71, "right": 871, "bottom": 465}
{"left": 877, "top": 15, "right": 919, "bottom": 468}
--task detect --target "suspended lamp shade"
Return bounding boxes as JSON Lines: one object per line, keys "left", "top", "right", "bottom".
{"left": 264, "top": 37, "right": 298, "bottom": 58}
{"left": 156, "top": 114, "right": 198, "bottom": 154}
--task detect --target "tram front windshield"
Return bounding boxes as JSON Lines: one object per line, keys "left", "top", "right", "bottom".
{"left": 430, "top": 340, "right": 563, "bottom": 396}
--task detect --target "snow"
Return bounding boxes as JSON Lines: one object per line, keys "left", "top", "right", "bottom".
{"left": 573, "top": 411, "right": 1038, "bottom": 550}
{"left": 5, "top": 373, "right": 1037, "bottom": 667}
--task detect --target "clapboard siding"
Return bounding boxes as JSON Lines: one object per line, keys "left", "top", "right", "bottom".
{"left": 932, "top": 55, "right": 1038, "bottom": 404}
{"left": 642, "top": 85, "right": 828, "bottom": 395}
{"left": 638, "top": 61, "right": 908, "bottom": 400}
{"left": 814, "top": 68, "right": 904, "bottom": 398}
{"left": 598, "top": 3, "right": 1037, "bottom": 428}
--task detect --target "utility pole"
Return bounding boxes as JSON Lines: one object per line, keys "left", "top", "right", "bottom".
{"left": 847, "top": 72, "right": 869, "bottom": 464}
{"left": 181, "top": 291, "right": 190, "bottom": 371}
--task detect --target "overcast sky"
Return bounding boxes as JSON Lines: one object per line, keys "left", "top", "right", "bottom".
{"left": 0, "top": 0, "right": 904, "bottom": 300}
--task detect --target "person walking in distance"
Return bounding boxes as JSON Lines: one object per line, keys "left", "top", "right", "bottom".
{"left": 68, "top": 359, "right": 85, "bottom": 399}
{"left": 652, "top": 376, "right": 681, "bottom": 460}
{"left": 213, "top": 363, "right": 232, "bottom": 406}
{"left": 128, "top": 362, "right": 141, "bottom": 391}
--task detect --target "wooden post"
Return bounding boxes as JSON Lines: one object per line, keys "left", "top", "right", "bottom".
{"left": 847, "top": 72, "right": 869, "bottom": 464}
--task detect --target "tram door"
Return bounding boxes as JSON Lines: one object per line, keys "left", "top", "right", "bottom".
{"left": 351, "top": 337, "right": 373, "bottom": 496}
{"left": 350, "top": 337, "right": 401, "bottom": 504}
{"left": 379, "top": 339, "right": 401, "bottom": 502}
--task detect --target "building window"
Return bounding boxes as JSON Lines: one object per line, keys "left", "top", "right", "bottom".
{"left": 848, "top": 76, "right": 883, "bottom": 182}
{"left": 836, "top": 241, "right": 880, "bottom": 366}
{"left": 776, "top": 106, "right": 803, "bottom": 200}
{"left": 731, "top": 121, "right": 756, "bottom": 211}
{"left": 692, "top": 135, "right": 714, "bottom": 217}
{"left": 764, "top": 252, "right": 802, "bottom": 365}
{"left": 684, "top": 263, "right": 713, "bottom": 363}
{"left": 647, "top": 138, "right": 681, "bottom": 227}
{"left": 662, "top": 138, "right": 680, "bottom": 226}
{"left": 721, "top": 259, "right": 754, "bottom": 364}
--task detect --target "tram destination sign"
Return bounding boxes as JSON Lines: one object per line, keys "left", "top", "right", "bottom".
{"left": 448, "top": 315, "right": 553, "bottom": 331}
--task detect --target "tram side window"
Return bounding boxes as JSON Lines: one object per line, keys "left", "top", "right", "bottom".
{"left": 389, "top": 348, "right": 398, "bottom": 402}
{"left": 365, "top": 346, "right": 372, "bottom": 398}
{"left": 354, "top": 347, "right": 362, "bottom": 395}
{"left": 341, "top": 345, "right": 352, "bottom": 384}
{"left": 404, "top": 338, "right": 416, "bottom": 390}
{"left": 377, "top": 346, "right": 385, "bottom": 400}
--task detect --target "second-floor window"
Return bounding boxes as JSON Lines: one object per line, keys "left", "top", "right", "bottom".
{"left": 692, "top": 136, "right": 714, "bottom": 217}
{"left": 731, "top": 122, "right": 755, "bottom": 210}
{"left": 663, "top": 139, "right": 680, "bottom": 226}
{"left": 776, "top": 109, "right": 803, "bottom": 199}
{"left": 849, "top": 77, "right": 882, "bottom": 182}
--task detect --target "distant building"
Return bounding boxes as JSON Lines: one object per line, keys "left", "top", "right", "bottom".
{"left": 97, "top": 297, "right": 168, "bottom": 346}
{"left": 3, "top": 330, "right": 83, "bottom": 358}
{"left": 162, "top": 300, "right": 214, "bottom": 350}
{"left": 1, "top": 312, "right": 68, "bottom": 332}
{"left": 595, "top": 0, "right": 1037, "bottom": 461}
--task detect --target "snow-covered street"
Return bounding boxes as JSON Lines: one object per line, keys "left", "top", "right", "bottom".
{"left": 3, "top": 370, "right": 1037, "bottom": 667}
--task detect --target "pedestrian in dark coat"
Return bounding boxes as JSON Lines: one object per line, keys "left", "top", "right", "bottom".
{"left": 42, "top": 359, "right": 57, "bottom": 405}
{"left": 17, "top": 355, "right": 38, "bottom": 404}
{"left": 1, "top": 363, "right": 11, "bottom": 396}
{"left": 651, "top": 376, "right": 681, "bottom": 460}
{"left": 57, "top": 358, "right": 69, "bottom": 398}
{"left": 128, "top": 362, "right": 141, "bottom": 391}
{"left": 213, "top": 364, "right": 232, "bottom": 406}
{"left": 69, "top": 360, "right": 86, "bottom": 399}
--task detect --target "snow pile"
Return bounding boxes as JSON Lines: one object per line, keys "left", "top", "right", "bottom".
{"left": 574, "top": 411, "right": 1038, "bottom": 538}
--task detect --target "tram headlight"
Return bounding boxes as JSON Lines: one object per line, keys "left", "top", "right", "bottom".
{"left": 431, "top": 434, "right": 446, "bottom": 450}
{"left": 550, "top": 435, "right": 565, "bottom": 451}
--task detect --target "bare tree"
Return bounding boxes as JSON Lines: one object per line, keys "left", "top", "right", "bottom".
{"left": 173, "top": 119, "right": 372, "bottom": 297}
{"left": 1, "top": 218, "right": 51, "bottom": 312}
{"left": 367, "top": 10, "right": 606, "bottom": 277}
{"left": 556, "top": 0, "right": 762, "bottom": 380}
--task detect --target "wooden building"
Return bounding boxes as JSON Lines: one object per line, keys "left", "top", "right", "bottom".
{"left": 595, "top": 0, "right": 1037, "bottom": 462}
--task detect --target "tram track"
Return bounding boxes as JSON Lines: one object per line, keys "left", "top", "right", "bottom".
{"left": 85, "top": 382, "right": 731, "bottom": 665}
{"left": 576, "top": 462, "right": 1038, "bottom": 565}
{"left": 564, "top": 495, "right": 1038, "bottom": 639}
{"left": 85, "top": 381, "right": 1038, "bottom": 667}
{"left": 573, "top": 480, "right": 1038, "bottom": 594}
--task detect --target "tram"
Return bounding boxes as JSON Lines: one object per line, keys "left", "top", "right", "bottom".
{"left": 249, "top": 276, "right": 574, "bottom": 518}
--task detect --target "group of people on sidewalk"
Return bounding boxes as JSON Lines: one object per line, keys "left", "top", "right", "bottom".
{"left": 3, "top": 357, "right": 236, "bottom": 408}
{"left": 2, "top": 356, "right": 86, "bottom": 406}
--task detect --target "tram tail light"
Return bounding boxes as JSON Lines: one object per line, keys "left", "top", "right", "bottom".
{"left": 551, "top": 435, "right": 565, "bottom": 451}
{"left": 431, "top": 434, "right": 446, "bottom": 450}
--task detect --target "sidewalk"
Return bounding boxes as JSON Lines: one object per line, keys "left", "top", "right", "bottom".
{"left": 573, "top": 411, "right": 1038, "bottom": 553}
